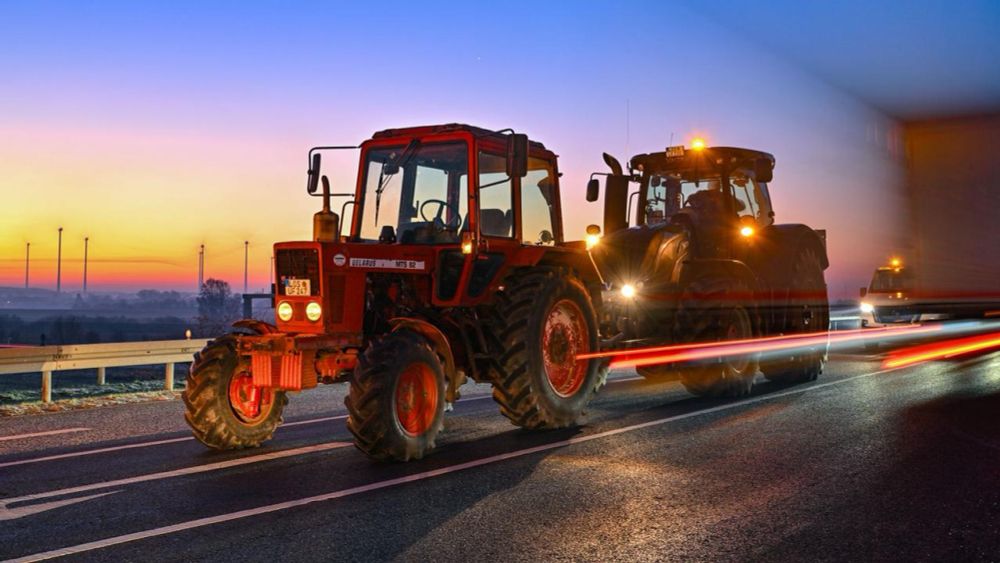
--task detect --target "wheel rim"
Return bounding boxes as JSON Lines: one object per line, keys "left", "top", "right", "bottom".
{"left": 395, "top": 362, "right": 439, "bottom": 437}
{"left": 542, "top": 298, "right": 590, "bottom": 397}
{"left": 228, "top": 370, "right": 273, "bottom": 424}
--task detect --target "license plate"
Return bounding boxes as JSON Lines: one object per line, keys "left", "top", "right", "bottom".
{"left": 285, "top": 279, "right": 311, "bottom": 296}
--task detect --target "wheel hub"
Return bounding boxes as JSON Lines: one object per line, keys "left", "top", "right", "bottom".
{"left": 395, "top": 362, "right": 439, "bottom": 436}
{"left": 542, "top": 299, "right": 589, "bottom": 397}
{"left": 228, "top": 370, "right": 272, "bottom": 424}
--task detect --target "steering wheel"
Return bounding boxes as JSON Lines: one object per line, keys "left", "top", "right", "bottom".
{"left": 419, "top": 199, "right": 461, "bottom": 230}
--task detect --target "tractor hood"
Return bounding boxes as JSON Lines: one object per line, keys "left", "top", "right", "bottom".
{"left": 590, "top": 225, "right": 689, "bottom": 291}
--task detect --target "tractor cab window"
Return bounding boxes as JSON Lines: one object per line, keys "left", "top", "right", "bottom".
{"left": 681, "top": 176, "right": 744, "bottom": 215}
{"left": 730, "top": 173, "right": 758, "bottom": 220}
{"left": 521, "top": 157, "right": 557, "bottom": 245}
{"left": 644, "top": 175, "right": 684, "bottom": 225}
{"left": 477, "top": 151, "right": 514, "bottom": 238}
{"left": 731, "top": 172, "right": 773, "bottom": 225}
{"left": 358, "top": 142, "right": 468, "bottom": 244}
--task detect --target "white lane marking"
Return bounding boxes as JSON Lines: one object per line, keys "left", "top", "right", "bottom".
{"left": 282, "top": 415, "right": 346, "bottom": 427}
{"left": 0, "top": 442, "right": 352, "bottom": 522}
{"left": 0, "top": 428, "right": 90, "bottom": 442}
{"left": 10, "top": 365, "right": 910, "bottom": 561}
{"left": 0, "top": 376, "right": 636, "bottom": 470}
{"left": 0, "top": 492, "right": 120, "bottom": 522}
{"left": 0, "top": 417, "right": 349, "bottom": 469}
{"left": 0, "top": 437, "right": 192, "bottom": 470}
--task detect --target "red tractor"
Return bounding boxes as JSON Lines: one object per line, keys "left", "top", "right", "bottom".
{"left": 585, "top": 142, "right": 830, "bottom": 395}
{"left": 183, "top": 124, "right": 607, "bottom": 461}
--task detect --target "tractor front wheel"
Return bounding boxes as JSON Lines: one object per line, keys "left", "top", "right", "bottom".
{"left": 675, "top": 277, "right": 758, "bottom": 398}
{"left": 345, "top": 330, "right": 446, "bottom": 462}
{"left": 183, "top": 335, "right": 287, "bottom": 449}
{"left": 489, "top": 269, "right": 606, "bottom": 429}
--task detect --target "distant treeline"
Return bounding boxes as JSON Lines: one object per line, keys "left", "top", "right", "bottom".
{"left": 0, "top": 314, "right": 191, "bottom": 346}
{"left": 71, "top": 290, "right": 197, "bottom": 316}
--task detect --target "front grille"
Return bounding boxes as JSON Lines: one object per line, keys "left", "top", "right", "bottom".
{"left": 276, "top": 248, "right": 320, "bottom": 296}
{"left": 874, "top": 306, "right": 918, "bottom": 324}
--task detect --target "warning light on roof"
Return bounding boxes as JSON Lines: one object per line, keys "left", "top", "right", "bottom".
{"left": 890, "top": 257, "right": 901, "bottom": 268}
{"left": 690, "top": 138, "right": 706, "bottom": 151}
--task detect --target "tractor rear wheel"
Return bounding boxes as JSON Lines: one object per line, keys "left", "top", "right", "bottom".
{"left": 675, "top": 277, "right": 758, "bottom": 398}
{"left": 345, "top": 330, "right": 446, "bottom": 462}
{"left": 489, "top": 269, "right": 606, "bottom": 429}
{"left": 183, "top": 334, "right": 287, "bottom": 449}
{"left": 761, "top": 248, "right": 829, "bottom": 384}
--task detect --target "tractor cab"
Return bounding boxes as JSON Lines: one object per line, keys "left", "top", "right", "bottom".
{"left": 586, "top": 142, "right": 776, "bottom": 294}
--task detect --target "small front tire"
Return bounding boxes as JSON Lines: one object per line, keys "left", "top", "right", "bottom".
{"left": 183, "top": 335, "right": 287, "bottom": 450}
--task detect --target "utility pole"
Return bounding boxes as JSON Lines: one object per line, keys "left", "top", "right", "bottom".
{"left": 24, "top": 242, "right": 30, "bottom": 289}
{"left": 200, "top": 244, "right": 205, "bottom": 289}
{"left": 56, "top": 227, "right": 63, "bottom": 293}
{"left": 243, "top": 240, "right": 249, "bottom": 293}
{"left": 83, "top": 236, "right": 89, "bottom": 292}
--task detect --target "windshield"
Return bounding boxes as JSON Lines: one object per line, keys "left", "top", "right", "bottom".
{"left": 357, "top": 142, "right": 469, "bottom": 243}
{"left": 643, "top": 175, "right": 732, "bottom": 225}
{"left": 870, "top": 269, "right": 915, "bottom": 292}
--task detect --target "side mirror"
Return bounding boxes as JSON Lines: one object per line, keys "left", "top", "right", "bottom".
{"left": 307, "top": 153, "right": 322, "bottom": 194}
{"left": 507, "top": 133, "right": 529, "bottom": 178}
{"left": 755, "top": 158, "right": 773, "bottom": 183}
{"left": 859, "top": 287, "right": 868, "bottom": 298}
{"left": 586, "top": 178, "right": 600, "bottom": 202}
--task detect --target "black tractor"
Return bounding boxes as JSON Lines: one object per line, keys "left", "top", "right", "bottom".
{"left": 586, "top": 142, "right": 829, "bottom": 397}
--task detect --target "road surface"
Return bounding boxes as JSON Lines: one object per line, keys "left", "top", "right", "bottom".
{"left": 1, "top": 348, "right": 998, "bottom": 562}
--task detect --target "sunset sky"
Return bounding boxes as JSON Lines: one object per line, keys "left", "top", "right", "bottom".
{"left": 1, "top": 1, "right": 924, "bottom": 296}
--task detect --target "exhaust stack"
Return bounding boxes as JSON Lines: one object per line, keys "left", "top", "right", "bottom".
{"left": 313, "top": 175, "right": 340, "bottom": 242}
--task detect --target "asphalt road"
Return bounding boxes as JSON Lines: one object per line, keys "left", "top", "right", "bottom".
{"left": 1, "top": 346, "right": 999, "bottom": 562}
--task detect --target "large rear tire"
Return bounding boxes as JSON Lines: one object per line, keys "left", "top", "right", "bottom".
{"left": 345, "top": 330, "right": 446, "bottom": 462}
{"left": 488, "top": 269, "right": 606, "bottom": 429}
{"left": 183, "top": 334, "right": 287, "bottom": 449}
{"left": 761, "top": 248, "right": 829, "bottom": 383}
{"left": 675, "top": 277, "right": 758, "bottom": 398}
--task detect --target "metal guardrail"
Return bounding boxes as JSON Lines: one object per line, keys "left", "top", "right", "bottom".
{"left": 0, "top": 339, "right": 210, "bottom": 403}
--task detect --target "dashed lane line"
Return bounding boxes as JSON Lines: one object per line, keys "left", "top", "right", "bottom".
{"left": 0, "top": 428, "right": 90, "bottom": 442}
{"left": 6, "top": 365, "right": 909, "bottom": 562}
{"left": 0, "top": 441, "right": 352, "bottom": 522}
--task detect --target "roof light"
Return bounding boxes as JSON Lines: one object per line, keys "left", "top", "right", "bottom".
{"left": 890, "top": 257, "right": 901, "bottom": 268}
{"left": 690, "top": 138, "right": 706, "bottom": 151}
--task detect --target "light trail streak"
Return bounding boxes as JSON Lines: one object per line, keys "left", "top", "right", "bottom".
{"left": 882, "top": 331, "right": 1000, "bottom": 368}
{"left": 578, "top": 324, "right": 926, "bottom": 361}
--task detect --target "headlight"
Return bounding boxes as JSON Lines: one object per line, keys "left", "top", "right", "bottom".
{"left": 277, "top": 301, "right": 294, "bottom": 322}
{"left": 860, "top": 302, "right": 874, "bottom": 314}
{"left": 305, "top": 301, "right": 322, "bottom": 322}
{"left": 621, "top": 284, "right": 636, "bottom": 299}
